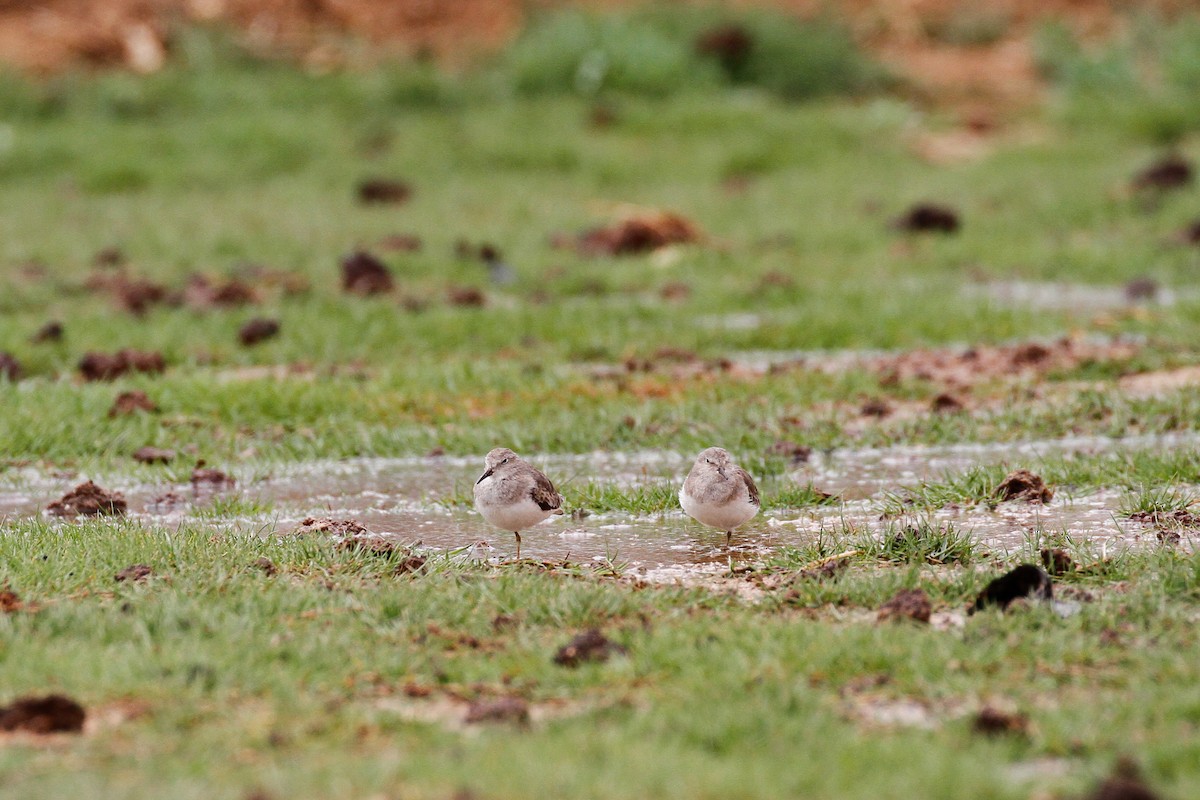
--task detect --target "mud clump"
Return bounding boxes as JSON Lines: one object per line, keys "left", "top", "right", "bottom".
{"left": 337, "top": 536, "right": 397, "bottom": 556}
{"left": 860, "top": 398, "right": 892, "bottom": 418}
{"left": 695, "top": 23, "right": 754, "bottom": 75}
{"left": 1126, "top": 508, "right": 1200, "bottom": 528}
{"left": 0, "top": 695, "right": 86, "bottom": 734}
{"left": 238, "top": 318, "right": 281, "bottom": 346}
{"left": 1086, "top": 758, "right": 1160, "bottom": 800}
{"left": 78, "top": 349, "right": 166, "bottom": 381}
{"left": 464, "top": 696, "right": 530, "bottom": 726}
{"left": 0, "top": 352, "right": 21, "bottom": 382}
{"left": 971, "top": 564, "right": 1052, "bottom": 613}
{"left": 357, "top": 178, "right": 412, "bottom": 205}
{"left": 553, "top": 629, "right": 627, "bottom": 668}
{"left": 1132, "top": 154, "right": 1193, "bottom": 192}
{"left": 972, "top": 706, "right": 1030, "bottom": 737}
{"left": 576, "top": 210, "right": 702, "bottom": 256}
{"left": 47, "top": 481, "right": 127, "bottom": 517}
{"left": 877, "top": 588, "right": 932, "bottom": 623}
{"left": 797, "top": 554, "right": 851, "bottom": 581}
{"left": 115, "top": 276, "right": 170, "bottom": 315}
{"left": 252, "top": 557, "right": 278, "bottom": 576}
{"left": 108, "top": 390, "right": 158, "bottom": 418}
{"left": 341, "top": 251, "right": 394, "bottom": 296}
{"left": 132, "top": 446, "right": 175, "bottom": 465}
{"left": 31, "top": 321, "right": 64, "bottom": 343}
{"left": 0, "top": 588, "right": 23, "bottom": 613}
{"left": 1179, "top": 219, "right": 1200, "bottom": 245}
{"left": 181, "top": 274, "right": 259, "bottom": 309}
{"left": 930, "top": 392, "right": 965, "bottom": 413}
{"left": 115, "top": 564, "right": 153, "bottom": 583}
{"left": 378, "top": 233, "right": 423, "bottom": 252}
{"left": 446, "top": 286, "right": 486, "bottom": 307}
{"left": 293, "top": 517, "right": 369, "bottom": 537}
{"left": 191, "top": 461, "right": 235, "bottom": 493}
{"left": 1040, "top": 548, "right": 1075, "bottom": 576}
{"left": 93, "top": 246, "right": 125, "bottom": 268}
{"left": 893, "top": 203, "right": 960, "bottom": 234}
{"left": 996, "top": 469, "right": 1053, "bottom": 504}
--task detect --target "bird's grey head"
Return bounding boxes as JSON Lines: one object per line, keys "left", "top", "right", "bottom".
{"left": 697, "top": 447, "right": 732, "bottom": 467}
{"left": 484, "top": 447, "right": 520, "bottom": 470}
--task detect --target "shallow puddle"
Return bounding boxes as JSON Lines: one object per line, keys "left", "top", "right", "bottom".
{"left": 1, "top": 434, "right": 1196, "bottom": 569}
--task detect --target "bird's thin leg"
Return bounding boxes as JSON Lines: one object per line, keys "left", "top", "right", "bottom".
{"left": 514, "top": 531, "right": 522, "bottom": 560}
{"left": 725, "top": 530, "right": 732, "bottom": 548}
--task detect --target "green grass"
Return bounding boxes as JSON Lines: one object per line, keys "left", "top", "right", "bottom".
{"left": 4, "top": 12, "right": 1200, "bottom": 798}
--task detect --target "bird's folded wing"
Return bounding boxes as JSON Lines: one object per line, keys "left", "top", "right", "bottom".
{"left": 737, "top": 467, "right": 761, "bottom": 506}
{"left": 530, "top": 472, "right": 563, "bottom": 511}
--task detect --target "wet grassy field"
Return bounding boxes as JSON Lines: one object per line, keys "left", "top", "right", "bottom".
{"left": 3, "top": 20, "right": 1200, "bottom": 799}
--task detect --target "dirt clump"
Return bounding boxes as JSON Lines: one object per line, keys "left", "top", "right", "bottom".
{"left": 1132, "top": 154, "right": 1193, "bottom": 192}
{"left": 1126, "top": 508, "right": 1200, "bottom": 528}
{"left": 930, "top": 392, "right": 965, "bottom": 413}
{"left": 447, "top": 286, "right": 487, "bottom": 307}
{"left": 553, "top": 629, "right": 628, "bottom": 668}
{"left": 0, "top": 352, "right": 21, "bottom": 382}
{"left": 132, "top": 446, "right": 175, "bottom": 464}
{"left": 341, "top": 251, "right": 394, "bottom": 296}
{"left": 115, "top": 564, "right": 153, "bottom": 583}
{"left": 181, "top": 274, "right": 259, "bottom": 309}
{"left": 93, "top": 246, "right": 125, "bottom": 268}
{"left": 337, "top": 536, "right": 398, "bottom": 556}
{"left": 972, "top": 706, "right": 1030, "bottom": 737}
{"left": 191, "top": 461, "right": 235, "bottom": 492}
{"left": 47, "top": 481, "right": 127, "bottom": 517}
{"left": 1178, "top": 220, "right": 1200, "bottom": 245}
{"left": 893, "top": 203, "right": 960, "bottom": 234}
{"left": 860, "top": 398, "right": 892, "bottom": 417}
{"left": 971, "top": 564, "right": 1052, "bottom": 613}
{"left": 378, "top": 233, "right": 423, "bottom": 252}
{"left": 293, "top": 517, "right": 369, "bottom": 537}
{"left": 0, "top": 694, "right": 86, "bottom": 734}
{"left": 695, "top": 23, "right": 754, "bottom": 74}
{"left": 1040, "top": 548, "right": 1075, "bottom": 576}
{"left": 797, "top": 553, "right": 852, "bottom": 581}
{"left": 576, "top": 210, "right": 702, "bottom": 256}
{"left": 115, "top": 276, "right": 170, "bottom": 315}
{"left": 995, "top": 469, "right": 1053, "bottom": 504}
{"left": 1086, "top": 758, "right": 1160, "bottom": 800}
{"left": 0, "top": 588, "right": 23, "bottom": 613}
{"left": 238, "top": 318, "right": 281, "bottom": 346}
{"left": 877, "top": 588, "right": 932, "bottom": 623}
{"left": 31, "top": 321, "right": 64, "bottom": 343}
{"left": 78, "top": 349, "right": 166, "bottom": 381}
{"left": 252, "top": 557, "right": 278, "bottom": 576}
{"left": 464, "top": 696, "right": 530, "bottom": 726}
{"left": 108, "top": 390, "right": 158, "bottom": 418}
{"left": 357, "top": 178, "right": 412, "bottom": 205}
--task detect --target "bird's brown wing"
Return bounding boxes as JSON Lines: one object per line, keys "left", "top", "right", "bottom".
{"left": 737, "top": 467, "right": 761, "bottom": 507}
{"left": 530, "top": 470, "right": 563, "bottom": 512}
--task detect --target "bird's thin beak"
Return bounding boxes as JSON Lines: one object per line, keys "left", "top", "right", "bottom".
{"left": 476, "top": 467, "right": 494, "bottom": 485}
{"left": 717, "top": 466, "right": 727, "bottom": 480}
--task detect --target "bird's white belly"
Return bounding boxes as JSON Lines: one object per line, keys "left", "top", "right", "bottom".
{"left": 679, "top": 489, "right": 758, "bottom": 531}
{"left": 476, "top": 493, "right": 552, "bottom": 532}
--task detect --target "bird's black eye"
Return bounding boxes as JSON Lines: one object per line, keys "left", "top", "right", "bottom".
{"left": 501, "top": 457, "right": 509, "bottom": 464}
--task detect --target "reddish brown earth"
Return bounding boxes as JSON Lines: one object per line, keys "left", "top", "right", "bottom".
{"left": 0, "top": 695, "right": 86, "bottom": 734}
{"left": 46, "top": 481, "right": 128, "bottom": 517}
{"left": 877, "top": 588, "right": 932, "bottom": 623}
{"left": 0, "top": 1, "right": 1191, "bottom": 107}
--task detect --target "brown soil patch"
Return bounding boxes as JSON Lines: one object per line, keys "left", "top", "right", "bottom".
{"left": 1040, "top": 548, "right": 1075, "bottom": 576}
{"left": 341, "top": 251, "right": 394, "bottom": 296}
{"left": 573, "top": 210, "right": 703, "bottom": 257}
{"left": 464, "top": 696, "right": 530, "bottom": 726}
{"left": 1132, "top": 154, "right": 1193, "bottom": 193}
{"left": 30, "top": 321, "right": 64, "bottom": 344}
{"left": 995, "top": 469, "right": 1053, "bottom": 504}
{"left": 877, "top": 588, "right": 932, "bottom": 623}
{"left": 238, "top": 318, "right": 281, "bottom": 346}
{"left": 114, "top": 564, "right": 153, "bottom": 583}
{"left": 293, "top": 516, "right": 369, "bottom": 537}
{"left": 108, "top": 389, "right": 158, "bottom": 417}
{"left": 0, "top": 353, "right": 21, "bottom": 382}
{"left": 870, "top": 337, "right": 1138, "bottom": 393}
{"left": 190, "top": 460, "right": 235, "bottom": 491}
{"left": 1126, "top": 508, "right": 1200, "bottom": 529}
{"left": 972, "top": 705, "right": 1030, "bottom": 737}
{"left": 552, "top": 629, "right": 627, "bottom": 667}
{"left": 78, "top": 349, "right": 166, "bottom": 381}
{"left": 0, "top": 589, "right": 23, "bottom": 613}
{"left": 0, "top": 695, "right": 86, "bottom": 735}
{"left": 46, "top": 481, "right": 128, "bottom": 517}
{"left": 1086, "top": 758, "right": 1160, "bottom": 800}
{"left": 132, "top": 445, "right": 175, "bottom": 464}
{"left": 357, "top": 178, "right": 412, "bottom": 205}
{"left": 892, "top": 202, "right": 960, "bottom": 234}
{"left": 181, "top": 274, "right": 259, "bottom": 309}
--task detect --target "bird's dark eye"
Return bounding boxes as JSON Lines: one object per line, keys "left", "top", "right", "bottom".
{"left": 501, "top": 457, "right": 509, "bottom": 464}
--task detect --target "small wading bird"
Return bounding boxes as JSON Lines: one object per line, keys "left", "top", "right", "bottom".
{"left": 473, "top": 447, "right": 564, "bottom": 559}
{"left": 679, "top": 447, "right": 760, "bottom": 546}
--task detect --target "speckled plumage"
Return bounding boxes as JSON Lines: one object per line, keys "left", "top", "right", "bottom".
{"left": 679, "top": 447, "right": 760, "bottom": 545}
{"left": 473, "top": 447, "right": 564, "bottom": 558}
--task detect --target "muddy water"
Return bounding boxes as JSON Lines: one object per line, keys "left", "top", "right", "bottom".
{"left": 1, "top": 435, "right": 1196, "bottom": 569}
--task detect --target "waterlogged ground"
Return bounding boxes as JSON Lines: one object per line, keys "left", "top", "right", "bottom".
{"left": 5, "top": 31, "right": 1200, "bottom": 800}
